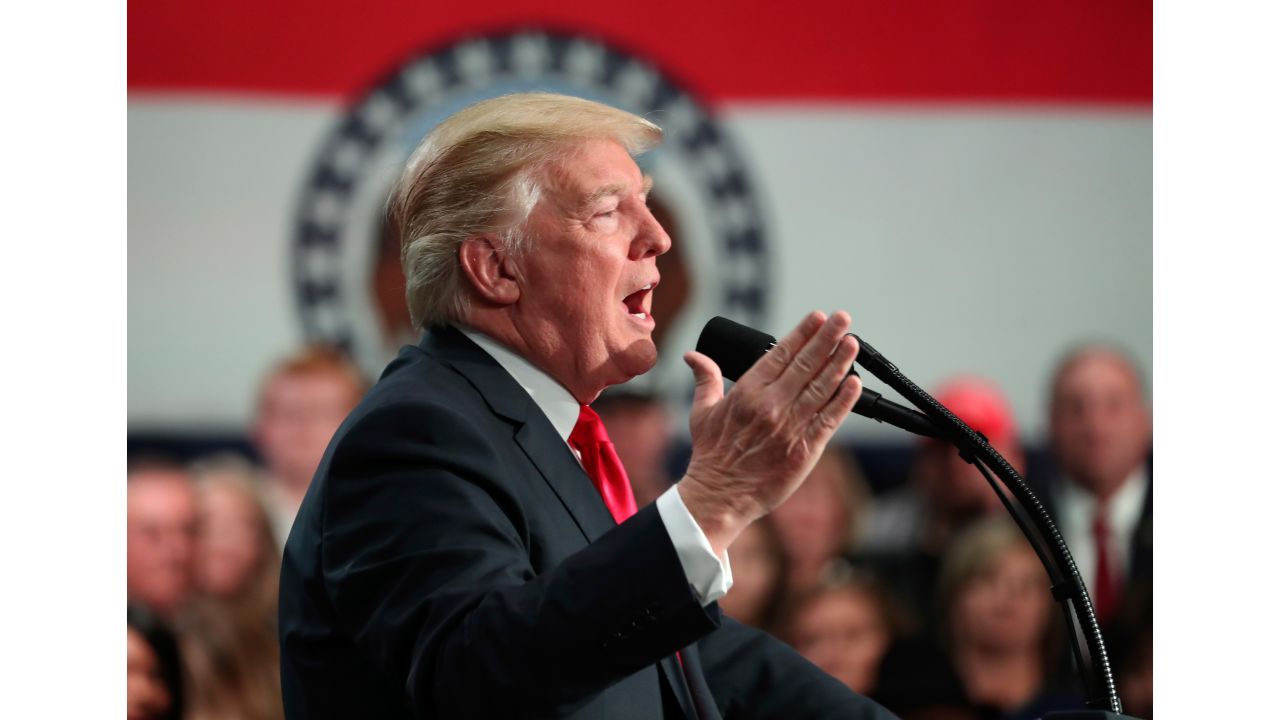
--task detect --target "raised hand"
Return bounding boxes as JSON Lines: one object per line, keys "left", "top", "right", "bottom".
{"left": 677, "top": 311, "right": 862, "bottom": 555}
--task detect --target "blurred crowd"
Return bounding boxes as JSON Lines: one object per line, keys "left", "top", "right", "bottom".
{"left": 127, "top": 343, "right": 1152, "bottom": 720}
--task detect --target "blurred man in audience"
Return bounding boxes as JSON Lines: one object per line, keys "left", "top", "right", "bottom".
{"left": 1046, "top": 345, "right": 1152, "bottom": 626}
{"left": 861, "top": 376, "right": 1023, "bottom": 555}
{"left": 720, "top": 517, "right": 789, "bottom": 631}
{"left": 856, "top": 377, "right": 1024, "bottom": 637}
{"left": 251, "top": 346, "right": 367, "bottom": 544}
{"left": 771, "top": 445, "right": 872, "bottom": 597}
{"left": 127, "top": 461, "right": 199, "bottom": 617}
{"left": 592, "top": 389, "right": 676, "bottom": 508}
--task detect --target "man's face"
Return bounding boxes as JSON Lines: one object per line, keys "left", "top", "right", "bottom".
{"left": 771, "top": 454, "right": 851, "bottom": 566}
{"left": 1050, "top": 351, "right": 1151, "bottom": 498}
{"left": 931, "top": 438, "right": 1023, "bottom": 520}
{"left": 126, "top": 471, "right": 198, "bottom": 614}
{"left": 254, "top": 371, "right": 360, "bottom": 489}
{"left": 511, "top": 139, "right": 671, "bottom": 402}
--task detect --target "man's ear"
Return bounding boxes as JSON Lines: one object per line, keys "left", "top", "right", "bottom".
{"left": 458, "top": 235, "right": 520, "bottom": 305}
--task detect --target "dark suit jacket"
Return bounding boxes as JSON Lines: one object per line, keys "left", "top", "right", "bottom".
{"left": 280, "top": 326, "right": 894, "bottom": 719}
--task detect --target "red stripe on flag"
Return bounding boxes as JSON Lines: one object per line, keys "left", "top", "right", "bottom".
{"left": 128, "top": 0, "right": 1151, "bottom": 105}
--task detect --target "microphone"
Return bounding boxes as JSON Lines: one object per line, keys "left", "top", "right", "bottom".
{"left": 695, "top": 316, "right": 940, "bottom": 438}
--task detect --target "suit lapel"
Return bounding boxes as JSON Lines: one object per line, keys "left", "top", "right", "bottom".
{"left": 419, "top": 327, "right": 617, "bottom": 543}
{"left": 513, "top": 415, "right": 618, "bottom": 542}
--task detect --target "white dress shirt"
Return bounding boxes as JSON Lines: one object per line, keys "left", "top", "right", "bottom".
{"left": 1057, "top": 466, "right": 1149, "bottom": 596}
{"left": 461, "top": 328, "right": 733, "bottom": 606}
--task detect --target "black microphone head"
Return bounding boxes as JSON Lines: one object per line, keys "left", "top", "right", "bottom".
{"left": 695, "top": 316, "right": 777, "bottom": 382}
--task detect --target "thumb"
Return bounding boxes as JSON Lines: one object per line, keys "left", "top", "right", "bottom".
{"left": 684, "top": 350, "right": 724, "bottom": 413}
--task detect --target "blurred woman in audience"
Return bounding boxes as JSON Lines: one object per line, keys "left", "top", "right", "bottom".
{"left": 191, "top": 453, "right": 281, "bottom": 626}
{"left": 880, "top": 516, "right": 1077, "bottom": 719}
{"left": 781, "top": 571, "right": 899, "bottom": 696}
{"left": 128, "top": 604, "right": 184, "bottom": 720}
{"left": 770, "top": 445, "right": 871, "bottom": 597}
{"left": 943, "top": 517, "right": 1066, "bottom": 717}
{"left": 175, "top": 597, "right": 284, "bottom": 720}
{"left": 174, "top": 454, "right": 285, "bottom": 720}
{"left": 720, "top": 517, "right": 788, "bottom": 631}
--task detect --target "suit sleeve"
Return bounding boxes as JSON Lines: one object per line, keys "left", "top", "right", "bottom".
{"left": 697, "top": 616, "right": 898, "bottom": 719}
{"left": 318, "top": 401, "right": 718, "bottom": 718}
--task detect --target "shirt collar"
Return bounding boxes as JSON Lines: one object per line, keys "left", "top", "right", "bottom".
{"left": 1061, "top": 465, "right": 1149, "bottom": 526}
{"left": 458, "top": 327, "right": 580, "bottom": 443}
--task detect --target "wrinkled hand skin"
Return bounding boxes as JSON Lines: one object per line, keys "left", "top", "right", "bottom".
{"left": 678, "top": 311, "right": 863, "bottom": 556}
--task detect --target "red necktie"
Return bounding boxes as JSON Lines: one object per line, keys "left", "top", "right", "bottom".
{"left": 569, "top": 405, "right": 638, "bottom": 524}
{"left": 1091, "top": 505, "right": 1119, "bottom": 623}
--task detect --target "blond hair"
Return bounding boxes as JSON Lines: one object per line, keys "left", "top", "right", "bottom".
{"left": 389, "top": 93, "right": 662, "bottom": 329}
{"left": 937, "top": 516, "right": 1030, "bottom": 606}
{"left": 187, "top": 453, "right": 281, "bottom": 613}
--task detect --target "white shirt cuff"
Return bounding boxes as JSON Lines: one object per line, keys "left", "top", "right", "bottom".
{"left": 654, "top": 485, "right": 733, "bottom": 606}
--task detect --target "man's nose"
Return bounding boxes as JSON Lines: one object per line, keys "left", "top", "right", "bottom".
{"left": 633, "top": 207, "right": 672, "bottom": 259}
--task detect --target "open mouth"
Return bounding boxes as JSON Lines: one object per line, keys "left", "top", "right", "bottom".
{"left": 621, "top": 282, "right": 656, "bottom": 321}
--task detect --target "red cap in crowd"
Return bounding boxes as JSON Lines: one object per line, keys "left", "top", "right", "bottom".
{"left": 932, "top": 377, "right": 1018, "bottom": 447}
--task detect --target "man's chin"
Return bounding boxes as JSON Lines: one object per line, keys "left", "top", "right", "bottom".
{"left": 612, "top": 338, "right": 659, "bottom": 380}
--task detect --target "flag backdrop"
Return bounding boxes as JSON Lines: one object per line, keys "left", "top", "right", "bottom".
{"left": 128, "top": 0, "right": 1152, "bottom": 443}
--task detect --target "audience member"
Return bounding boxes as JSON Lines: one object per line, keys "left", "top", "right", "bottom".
{"left": 856, "top": 377, "right": 1024, "bottom": 639}
{"left": 175, "top": 597, "right": 285, "bottom": 720}
{"left": 781, "top": 572, "right": 899, "bottom": 696}
{"left": 862, "top": 376, "right": 1024, "bottom": 555}
{"left": 720, "top": 517, "right": 789, "bottom": 631}
{"left": 128, "top": 603, "right": 185, "bottom": 720}
{"left": 1046, "top": 344, "right": 1152, "bottom": 626}
{"left": 190, "top": 453, "right": 281, "bottom": 626}
{"left": 593, "top": 389, "right": 676, "bottom": 507}
{"left": 127, "top": 460, "right": 199, "bottom": 617}
{"left": 251, "top": 345, "right": 367, "bottom": 544}
{"left": 771, "top": 445, "right": 872, "bottom": 597}
{"left": 877, "top": 517, "right": 1078, "bottom": 720}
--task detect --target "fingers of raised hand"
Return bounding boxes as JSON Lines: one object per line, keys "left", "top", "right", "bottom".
{"left": 773, "top": 311, "right": 853, "bottom": 397}
{"left": 809, "top": 373, "right": 863, "bottom": 442}
{"left": 796, "top": 333, "right": 859, "bottom": 414}
{"left": 743, "top": 311, "right": 826, "bottom": 387}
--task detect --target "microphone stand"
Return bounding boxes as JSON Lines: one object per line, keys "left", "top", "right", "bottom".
{"left": 851, "top": 335, "right": 1135, "bottom": 719}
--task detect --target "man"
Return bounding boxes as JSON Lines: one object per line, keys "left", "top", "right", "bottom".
{"left": 862, "top": 377, "right": 1025, "bottom": 555}
{"left": 251, "top": 345, "right": 366, "bottom": 545}
{"left": 127, "top": 461, "right": 199, "bottom": 617}
{"left": 856, "top": 377, "right": 1024, "bottom": 640}
{"left": 1046, "top": 345, "right": 1153, "bottom": 626}
{"left": 280, "top": 93, "right": 893, "bottom": 719}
